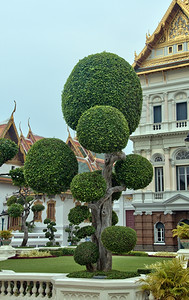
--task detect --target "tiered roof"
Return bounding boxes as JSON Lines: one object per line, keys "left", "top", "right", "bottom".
{"left": 133, "top": 0, "right": 189, "bottom": 74}
{"left": 0, "top": 105, "right": 104, "bottom": 175}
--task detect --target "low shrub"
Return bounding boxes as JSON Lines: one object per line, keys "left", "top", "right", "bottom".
{"left": 127, "top": 251, "right": 148, "bottom": 257}
{"left": 153, "top": 252, "right": 177, "bottom": 257}
{"left": 140, "top": 258, "right": 189, "bottom": 300}
{"left": 67, "top": 270, "right": 138, "bottom": 279}
{"left": 19, "top": 250, "right": 52, "bottom": 257}
{"left": 61, "top": 248, "right": 75, "bottom": 256}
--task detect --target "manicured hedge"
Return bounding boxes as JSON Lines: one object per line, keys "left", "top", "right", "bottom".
{"left": 76, "top": 105, "right": 129, "bottom": 153}
{"left": 24, "top": 138, "right": 78, "bottom": 195}
{"left": 70, "top": 171, "right": 107, "bottom": 203}
{"left": 115, "top": 154, "right": 153, "bottom": 190}
{"left": 101, "top": 226, "right": 137, "bottom": 254}
{"left": 62, "top": 52, "right": 142, "bottom": 134}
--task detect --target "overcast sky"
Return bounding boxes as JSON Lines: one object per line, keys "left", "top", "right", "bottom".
{"left": 1, "top": 0, "right": 171, "bottom": 153}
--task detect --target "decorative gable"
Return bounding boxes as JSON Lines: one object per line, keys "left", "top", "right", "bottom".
{"left": 168, "top": 9, "right": 189, "bottom": 40}
{"left": 133, "top": 0, "right": 189, "bottom": 72}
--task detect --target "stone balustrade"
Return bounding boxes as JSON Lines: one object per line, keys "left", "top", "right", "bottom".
{"left": 0, "top": 271, "right": 153, "bottom": 300}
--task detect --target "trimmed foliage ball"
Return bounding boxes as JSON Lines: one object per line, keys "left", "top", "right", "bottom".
{"left": 70, "top": 171, "right": 107, "bottom": 203}
{"left": 76, "top": 225, "right": 96, "bottom": 239}
{"left": 62, "top": 52, "right": 143, "bottom": 134}
{"left": 0, "top": 138, "right": 18, "bottom": 166}
{"left": 68, "top": 206, "right": 90, "bottom": 225}
{"left": 7, "top": 203, "right": 24, "bottom": 217}
{"left": 101, "top": 226, "right": 137, "bottom": 254}
{"left": 74, "top": 242, "right": 99, "bottom": 266}
{"left": 24, "top": 138, "right": 78, "bottom": 195}
{"left": 112, "top": 210, "right": 119, "bottom": 226}
{"left": 112, "top": 172, "right": 122, "bottom": 201}
{"left": 77, "top": 106, "right": 129, "bottom": 153}
{"left": 115, "top": 154, "right": 153, "bottom": 190}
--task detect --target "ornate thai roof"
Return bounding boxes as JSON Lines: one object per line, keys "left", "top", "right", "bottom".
{"left": 66, "top": 132, "right": 104, "bottom": 173}
{"left": 0, "top": 104, "right": 25, "bottom": 166}
{"left": 133, "top": 0, "right": 189, "bottom": 74}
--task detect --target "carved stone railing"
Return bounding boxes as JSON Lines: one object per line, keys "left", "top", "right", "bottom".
{"left": 0, "top": 272, "right": 55, "bottom": 299}
{"left": 0, "top": 272, "right": 153, "bottom": 300}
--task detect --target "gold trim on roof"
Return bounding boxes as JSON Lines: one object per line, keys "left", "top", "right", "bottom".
{"left": 133, "top": 0, "right": 189, "bottom": 70}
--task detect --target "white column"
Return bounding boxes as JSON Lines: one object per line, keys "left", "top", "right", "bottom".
{"left": 164, "top": 147, "right": 171, "bottom": 191}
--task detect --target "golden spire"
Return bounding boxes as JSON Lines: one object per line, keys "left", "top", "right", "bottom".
{"left": 11, "top": 100, "right": 16, "bottom": 119}
{"left": 28, "top": 117, "right": 31, "bottom": 132}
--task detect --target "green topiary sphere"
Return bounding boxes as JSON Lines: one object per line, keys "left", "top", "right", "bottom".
{"left": 24, "top": 138, "right": 78, "bottom": 195}
{"left": 115, "top": 154, "right": 153, "bottom": 190}
{"left": 112, "top": 172, "right": 122, "bottom": 201}
{"left": 68, "top": 206, "right": 90, "bottom": 225}
{"left": 112, "top": 210, "right": 119, "bottom": 226}
{"left": 70, "top": 171, "right": 107, "bottom": 203}
{"left": 101, "top": 226, "right": 137, "bottom": 254}
{"left": 76, "top": 225, "right": 96, "bottom": 239}
{"left": 7, "top": 203, "right": 24, "bottom": 218}
{"left": 62, "top": 52, "right": 142, "bottom": 134}
{"left": 77, "top": 106, "right": 129, "bottom": 153}
{"left": 74, "top": 242, "right": 99, "bottom": 266}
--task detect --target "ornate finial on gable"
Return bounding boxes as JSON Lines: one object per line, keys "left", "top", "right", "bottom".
{"left": 11, "top": 100, "right": 16, "bottom": 118}
{"left": 19, "top": 122, "right": 23, "bottom": 135}
{"left": 146, "top": 31, "right": 151, "bottom": 42}
{"left": 134, "top": 51, "right": 137, "bottom": 60}
{"left": 67, "top": 125, "right": 71, "bottom": 137}
{"left": 28, "top": 117, "right": 31, "bottom": 131}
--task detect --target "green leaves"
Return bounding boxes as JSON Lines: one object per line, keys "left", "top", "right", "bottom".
{"left": 76, "top": 105, "right": 129, "bottom": 153}
{"left": 68, "top": 206, "right": 90, "bottom": 225}
{"left": 24, "top": 138, "right": 78, "bottom": 195}
{"left": 62, "top": 52, "right": 142, "bottom": 134}
{"left": 0, "top": 138, "right": 18, "bottom": 166}
{"left": 101, "top": 226, "right": 137, "bottom": 254}
{"left": 9, "top": 167, "right": 27, "bottom": 187}
{"left": 7, "top": 203, "right": 24, "bottom": 217}
{"left": 70, "top": 171, "right": 107, "bottom": 203}
{"left": 115, "top": 154, "right": 153, "bottom": 190}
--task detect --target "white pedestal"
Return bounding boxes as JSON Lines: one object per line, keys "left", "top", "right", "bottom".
{"left": 177, "top": 249, "right": 189, "bottom": 268}
{"left": 0, "top": 245, "right": 16, "bottom": 261}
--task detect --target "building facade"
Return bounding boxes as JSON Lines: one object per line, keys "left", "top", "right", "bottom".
{"left": 131, "top": 0, "right": 189, "bottom": 251}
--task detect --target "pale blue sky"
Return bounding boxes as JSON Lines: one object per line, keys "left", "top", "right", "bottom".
{"left": 1, "top": 0, "right": 171, "bottom": 153}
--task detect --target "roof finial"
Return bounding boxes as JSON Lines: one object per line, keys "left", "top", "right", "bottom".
{"left": 11, "top": 100, "right": 16, "bottom": 118}
{"left": 67, "top": 125, "right": 71, "bottom": 137}
{"left": 28, "top": 117, "right": 31, "bottom": 131}
{"left": 19, "top": 122, "right": 23, "bottom": 135}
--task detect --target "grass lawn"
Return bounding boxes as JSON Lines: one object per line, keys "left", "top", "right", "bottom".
{"left": 0, "top": 256, "right": 171, "bottom": 273}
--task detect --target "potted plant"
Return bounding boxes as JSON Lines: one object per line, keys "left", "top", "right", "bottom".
{"left": 172, "top": 222, "right": 189, "bottom": 249}
{"left": 0, "top": 230, "right": 13, "bottom": 245}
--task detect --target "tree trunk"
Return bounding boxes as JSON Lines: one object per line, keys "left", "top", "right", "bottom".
{"left": 21, "top": 221, "right": 29, "bottom": 247}
{"left": 91, "top": 152, "right": 126, "bottom": 271}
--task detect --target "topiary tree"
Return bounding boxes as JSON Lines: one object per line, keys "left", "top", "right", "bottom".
{"left": 101, "top": 226, "right": 137, "bottom": 254}
{"left": 24, "top": 138, "right": 78, "bottom": 195}
{"left": 74, "top": 241, "right": 99, "bottom": 272}
{"left": 43, "top": 218, "right": 59, "bottom": 246}
{"left": 8, "top": 167, "right": 45, "bottom": 246}
{"left": 61, "top": 52, "right": 153, "bottom": 271}
{"left": 0, "top": 138, "right": 18, "bottom": 168}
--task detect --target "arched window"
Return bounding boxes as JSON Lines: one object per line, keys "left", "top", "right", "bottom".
{"left": 154, "top": 156, "right": 163, "bottom": 162}
{"left": 175, "top": 150, "right": 189, "bottom": 191}
{"left": 176, "top": 150, "right": 189, "bottom": 160}
{"left": 154, "top": 222, "right": 165, "bottom": 243}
